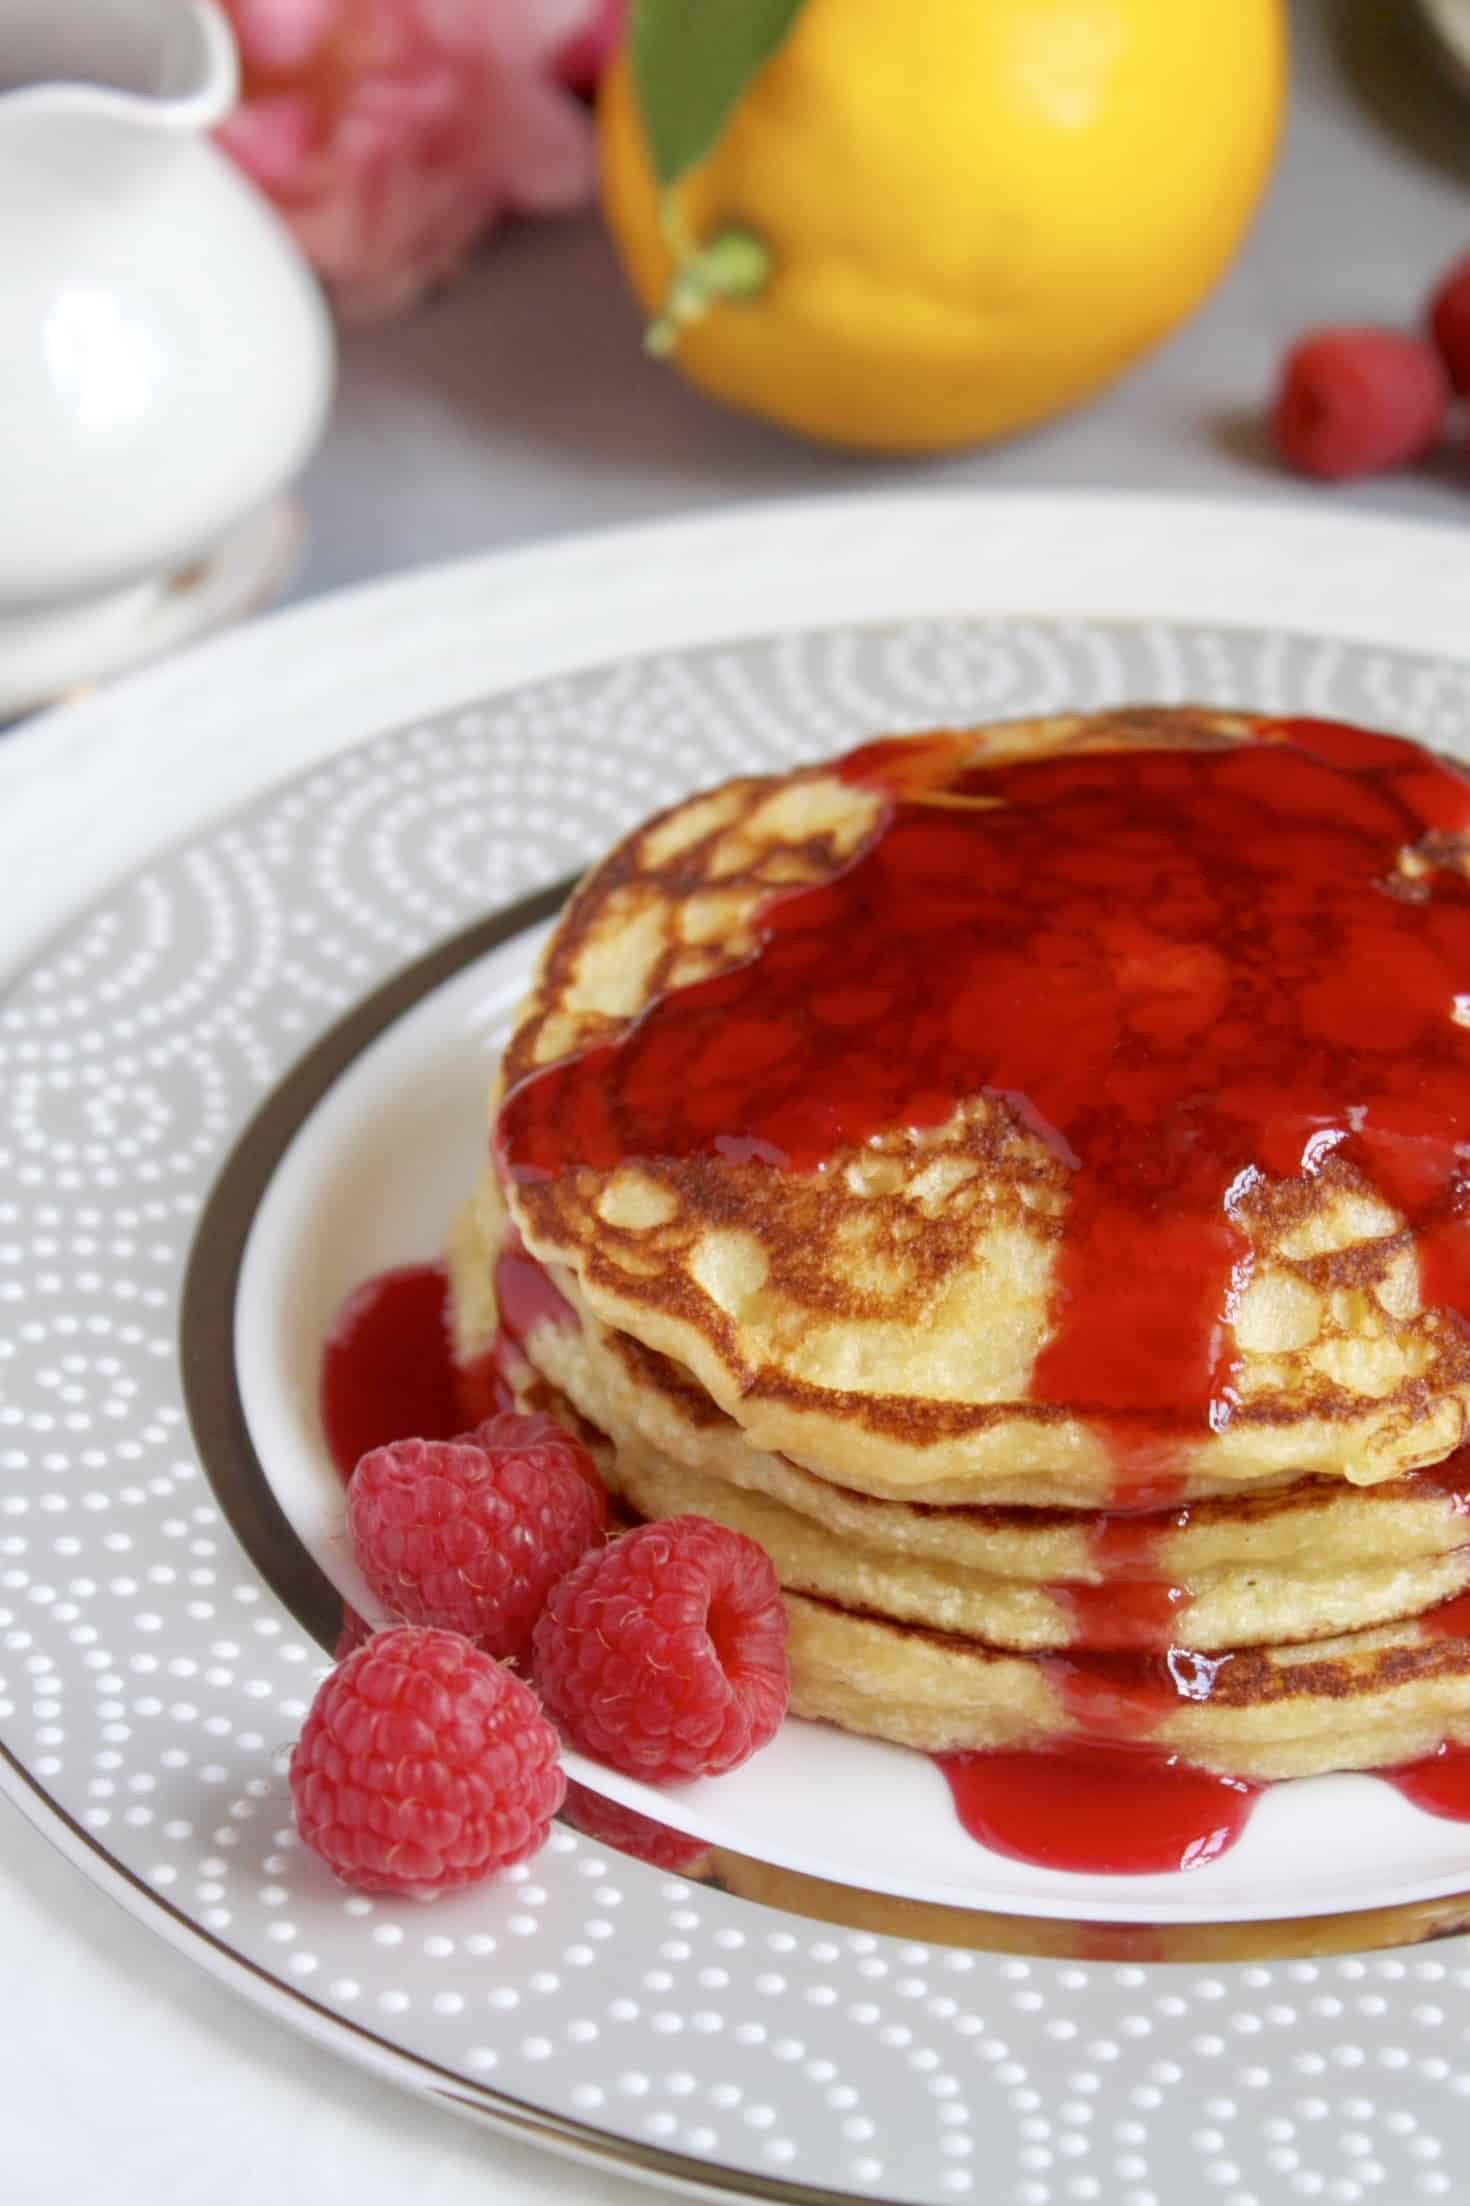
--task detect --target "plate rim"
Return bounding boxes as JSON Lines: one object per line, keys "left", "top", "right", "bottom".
{"left": 0, "top": 1742, "right": 886, "bottom": 2206}
{"left": 8, "top": 485, "right": 1470, "bottom": 984}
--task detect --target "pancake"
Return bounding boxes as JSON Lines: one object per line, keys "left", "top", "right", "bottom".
{"left": 450, "top": 706, "right": 1470, "bottom": 1792}
{"left": 450, "top": 1171, "right": 1470, "bottom": 1656}
{"left": 459, "top": 1245, "right": 1470, "bottom": 1781}
{"left": 489, "top": 707, "right": 1470, "bottom": 1506}
{"left": 777, "top": 1592, "right": 1470, "bottom": 1781}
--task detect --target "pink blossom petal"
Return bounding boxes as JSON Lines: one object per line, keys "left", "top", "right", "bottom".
{"left": 431, "top": 0, "right": 596, "bottom": 75}
{"left": 493, "top": 72, "right": 598, "bottom": 212}
{"left": 213, "top": 0, "right": 600, "bottom": 315}
{"left": 228, "top": 0, "right": 338, "bottom": 75}
{"left": 215, "top": 93, "right": 322, "bottom": 192}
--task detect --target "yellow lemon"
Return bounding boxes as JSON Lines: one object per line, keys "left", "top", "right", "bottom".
{"left": 600, "top": 0, "right": 1287, "bottom": 453}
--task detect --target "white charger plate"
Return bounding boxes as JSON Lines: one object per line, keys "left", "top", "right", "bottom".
{"left": 7, "top": 493, "right": 1470, "bottom": 2206}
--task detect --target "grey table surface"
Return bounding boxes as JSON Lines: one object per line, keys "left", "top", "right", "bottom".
{"left": 286, "top": 0, "right": 1470, "bottom": 610}
{"left": 3, "top": 2, "right": 1470, "bottom": 2202}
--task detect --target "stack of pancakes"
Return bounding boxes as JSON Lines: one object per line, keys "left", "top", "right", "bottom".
{"left": 449, "top": 707, "right": 1470, "bottom": 1783}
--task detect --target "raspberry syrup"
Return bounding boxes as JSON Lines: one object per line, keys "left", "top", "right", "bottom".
{"left": 1382, "top": 1743, "right": 1470, "bottom": 1820}
{"left": 318, "top": 1237, "right": 576, "bottom": 1477}
{"left": 1050, "top": 1493, "right": 1192, "bottom": 1652}
{"left": 1406, "top": 1452, "right": 1470, "bottom": 1513}
{"left": 494, "top": 1225, "right": 577, "bottom": 1344}
{"left": 319, "top": 1263, "right": 465, "bottom": 1479}
{"left": 1379, "top": 1578, "right": 1470, "bottom": 1814}
{"left": 497, "top": 716, "right": 1470, "bottom": 1497}
{"left": 938, "top": 1742, "right": 1259, "bottom": 1875}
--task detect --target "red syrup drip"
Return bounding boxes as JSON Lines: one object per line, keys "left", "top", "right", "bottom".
{"left": 1382, "top": 1533, "right": 1470, "bottom": 1823}
{"left": 1051, "top": 1490, "right": 1192, "bottom": 1652}
{"left": 942, "top": 1612, "right": 1255, "bottom": 1874}
{"left": 1413, "top": 1586, "right": 1470, "bottom": 1640}
{"left": 1407, "top": 1446, "right": 1470, "bottom": 1514}
{"left": 1381, "top": 1743, "right": 1470, "bottom": 1821}
{"left": 938, "top": 1742, "right": 1261, "bottom": 1875}
{"left": 1038, "top": 1641, "right": 1234, "bottom": 1737}
{"left": 495, "top": 1226, "right": 577, "bottom": 1343}
{"left": 319, "top": 1262, "right": 466, "bottom": 1480}
{"left": 495, "top": 715, "right": 1470, "bottom": 1492}
{"left": 318, "top": 1238, "right": 578, "bottom": 1477}
{"left": 462, "top": 1229, "right": 582, "bottom": 1422}
{"left": 1050, "top": 1577, "right": 1189, "bottom": 1655}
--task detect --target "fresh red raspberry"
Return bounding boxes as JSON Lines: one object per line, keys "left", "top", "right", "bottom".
{"left": 465, "top": 1407, "right": 609, "bottom": 1509}
{"left": 531, "top": 1516, "right": 788, "bottom": 1782}
{"left": 1271, "top": 327, "right": 1448, "bottom": 480}
{"left": 562, "top": 1779, "right": 714, "bottom": 1873}
{"left": 290, "top": 1625, "right": 564, "bottom": 1894}
{"left": 334, "top": 1603, "right": 374, "bottom": 1661}
{"left": 348, "top": 1415, "right": 605, "bottom": 1662}
{"left": 1430, "top": 249, "right": 1470, "bottom": 396}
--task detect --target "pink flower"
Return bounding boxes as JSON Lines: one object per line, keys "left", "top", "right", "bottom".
{"left": 215, "top": 0, "right": 612, "bottom": 320}
{"left": 555, "top": 0, "right": 624, "bottom": 92}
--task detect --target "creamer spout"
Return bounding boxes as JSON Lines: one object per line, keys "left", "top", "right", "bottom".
{"left": 0, "top": 0, "right": 238, "bottom": 132}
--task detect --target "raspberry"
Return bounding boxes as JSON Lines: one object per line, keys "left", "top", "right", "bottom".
{"left": 290, "top": 1625, "right": 564, "bottom": 1894}
{"left": 1430, "top": 250, "right": 1470, "bottom": 397}
{"left": 1271, "top": 327, "right": 1448, "bottom": 480}
{"left": 349, "top": 1414, "right": 605, "bottom": 1662}
{"left": 466, "top": 1407, "right": 609, "bottom": 1509}
{"left": 531, "top": 1516, "right": 788, "bottom": 1782}
{"left": 562, "top": 1780, "right": 714, "bottom": 1873}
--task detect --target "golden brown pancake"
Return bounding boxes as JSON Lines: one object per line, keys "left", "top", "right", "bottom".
{"left": 463, "top": 1263, "right": 1470, "bottom": 1780}
{"left": 488, "top": 708, "right": 1470, "bottom": 1506}
{"left": 451, "top": 1176, "right": 1470, "bottom": 1656}
{"left": 451, "top": 707, "right": 1470, "bottom": 1787}
{"left": 776, "top": 1591, "right": 1470, "bottom": 1780}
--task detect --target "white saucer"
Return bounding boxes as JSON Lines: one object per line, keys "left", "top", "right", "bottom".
{"left": 0, "top": 497, "right": 300, "bottom": 721}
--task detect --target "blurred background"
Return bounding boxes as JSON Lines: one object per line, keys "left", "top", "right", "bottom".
{"left": 4, "top": 0, "right": 1469, "bottom": 721}
{"left": 274, "top": 0, "right": 1470, "bottom": 604}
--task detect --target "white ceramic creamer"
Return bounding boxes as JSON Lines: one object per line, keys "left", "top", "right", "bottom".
{"left": 0, "top": 0, "right": 334, "bottom": 687}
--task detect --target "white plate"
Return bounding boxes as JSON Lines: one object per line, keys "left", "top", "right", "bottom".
{"left": 7, "top": 493, "right": 1470, "bottom": 2206}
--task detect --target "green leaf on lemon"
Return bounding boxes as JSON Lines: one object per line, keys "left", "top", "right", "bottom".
{"left": 631, "top": 0, "right": 808, "bottom": 188}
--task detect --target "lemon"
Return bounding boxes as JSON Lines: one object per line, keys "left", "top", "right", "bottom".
{"left": 600, "top": 0, "right": 1287, "bottom": 453}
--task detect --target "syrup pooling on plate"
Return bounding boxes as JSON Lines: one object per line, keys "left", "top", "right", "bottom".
{"left": 319, "top": 1262, "right": 466, "bottom": 1479}
{"left": 938, "top": 1741, "right": 1260, "bottom": 1875}
{"left": 497, "top": 716, "right": 1470, "bottom": 1489}
{"left": 1378, "top": 1577, "right": 1470, "bottom": 1825}
{"left": 1382, "top": 1742, "right": 1470, "bottom": 1821}
{"left": 320, "top": 1239, "right": 578, "bottom": 1472}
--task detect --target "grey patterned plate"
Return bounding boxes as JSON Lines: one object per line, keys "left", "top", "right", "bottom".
{"left": 6, "top": 614, "right": 1470, "bottom": 2206}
